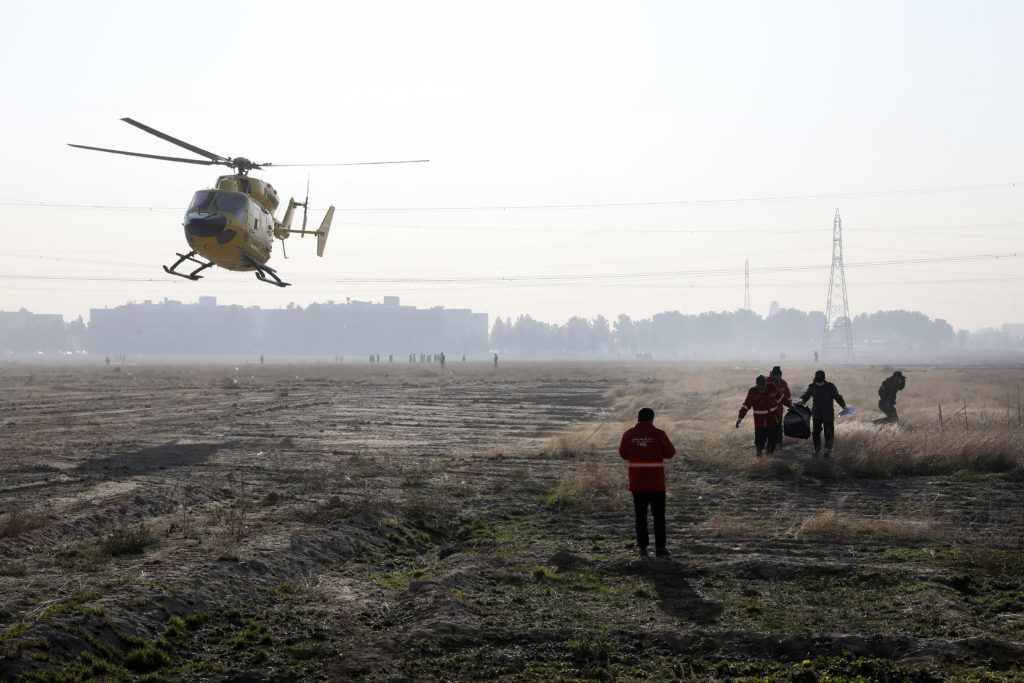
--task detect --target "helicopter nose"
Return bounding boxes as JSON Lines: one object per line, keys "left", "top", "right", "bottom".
{"left": 184, "top": 212, "right": 228, "bottom": 238}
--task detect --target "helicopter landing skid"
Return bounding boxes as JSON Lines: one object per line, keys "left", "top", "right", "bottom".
{"left": 243, "top": 257, "right": 291, "bottom": 288}
{"left": 163, "top": 251, "right": 214, "bottom": 280}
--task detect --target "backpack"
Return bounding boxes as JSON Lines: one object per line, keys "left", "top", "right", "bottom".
{"left": 783, "top": 403, "right": 812, "bottom": 439}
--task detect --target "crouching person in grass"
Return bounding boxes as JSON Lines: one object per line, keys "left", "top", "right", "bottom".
{"left": 619, "top": 407, "right": 676, "bottom": 558}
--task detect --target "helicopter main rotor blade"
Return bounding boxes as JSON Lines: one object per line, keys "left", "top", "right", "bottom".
{"left": 67, "top": 144, "right": 218, "bottom": 166}
{"left": 266, "top": 159, "right": 430, "bottom": 167}
{"left": 121, "top": 117, "right": 230, "bottom": 165}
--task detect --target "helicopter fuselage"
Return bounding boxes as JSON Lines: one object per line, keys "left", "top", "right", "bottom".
{"left": 182, "top": 174, "right": 279, "bottom": 271}
{"left": 70, "top": 117, "right": 399, "bottom": 285}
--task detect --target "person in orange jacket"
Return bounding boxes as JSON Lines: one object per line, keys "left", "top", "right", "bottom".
{"left": 736, "top": 375, "right": 783, "bottom": 457}
{"left": 619, "top": 407, "right": 676, "bottom": 558}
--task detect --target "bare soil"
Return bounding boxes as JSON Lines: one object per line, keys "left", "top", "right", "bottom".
{"left": 1, "top": 363, "right": 1022, "bottom": 681}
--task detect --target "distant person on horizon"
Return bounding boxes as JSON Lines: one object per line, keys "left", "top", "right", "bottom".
{"left": 493, "top": 353, "right": 498, "bottom": 368}
{"left": 873, "top": 371, "right": 905, "bottom": 425}
{"left": 736, "top": 375, "right": 784, "bottom": 457}
{"left": 795, "top": 370, "right": 847, "bottom": 458}
{"left": 619, "top": 408, "right": 676, "bottom": 558}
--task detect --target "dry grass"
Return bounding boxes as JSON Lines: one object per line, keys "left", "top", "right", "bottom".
{"left": 549, "top": 458, "right": 626, "bottom": 512}
{"left": 0, "top": 505, "right": 48, "bottom": 537}
{"left": 696, "top": 506, "right": 945, "bottom": 543}
{"left": 684, "top": 440, "right": 800, "bottom": 479}
{"left": 541, "top": 430, "right": 603, "bottom": 458}
{"left": 792, "top": 508, "right": 944, "bottom": 542}
{"left": 698, "top": 513, "right": 766, "bottom": 539}
{"left": 101, "top": 521, "right": 154, "bottom": 556}
{"left": 834, "top": 421, "right": 1023, "bottom": 478}
{"left": 299, "top": 490, "right": 392, "bottom": 525}
{"left": 601, "top": 366, "right": 1024, "bottom": 480}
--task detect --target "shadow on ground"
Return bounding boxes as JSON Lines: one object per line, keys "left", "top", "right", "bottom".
{"left": 77, "top": 441, "right": 234, "bottom": 474}
{"left": 630, "top": 558, "right": 723, "bottom": 625}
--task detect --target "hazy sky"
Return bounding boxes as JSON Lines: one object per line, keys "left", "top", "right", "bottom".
{"left": 2, "top": 0, "right": 1022, "bottom": 332}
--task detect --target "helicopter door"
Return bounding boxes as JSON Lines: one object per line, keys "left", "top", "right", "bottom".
{"left": 247, "top": 201, "right": 273, "bottom": 254}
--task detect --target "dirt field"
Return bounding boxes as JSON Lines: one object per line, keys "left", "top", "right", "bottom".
{"left": 1, "top": 362, "right": 1022, "bottom": 681}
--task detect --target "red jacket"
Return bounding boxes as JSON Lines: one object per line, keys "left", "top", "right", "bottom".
{"left": 768, "top": 378, "right": 792, "bottom": 422}
{"left": 619, "top": 422, "right": 676, "bottom": 492}
{"left": 738, "top": 385, "right": 783, "bottom": 428}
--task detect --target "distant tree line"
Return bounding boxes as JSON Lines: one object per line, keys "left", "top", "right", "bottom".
{"left": 490, "top": 308, "right": 1000, "bottom": 357}
{"left": 1, "top": 303, "right": 1020, "bottom": 359}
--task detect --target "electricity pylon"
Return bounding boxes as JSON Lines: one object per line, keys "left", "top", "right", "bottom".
{"left": 821, "top": 209, "right": 854, "bottom": 361}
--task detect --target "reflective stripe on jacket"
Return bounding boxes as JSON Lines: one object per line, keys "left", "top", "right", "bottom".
{"left": 618, "top": 422, "right": 676, "bottom": 492}
{"left": 738, "top": 385, "right": 783, "bottom": 428}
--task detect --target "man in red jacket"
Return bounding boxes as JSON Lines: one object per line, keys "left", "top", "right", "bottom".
{"left": 767, "top": 366, "right": 792, "bottom": 449}
{"left": 736, "top": 375, "right": 783, "bottom": 457}
{"left": 619, "top": 407, "right": 676, "bottom": 557}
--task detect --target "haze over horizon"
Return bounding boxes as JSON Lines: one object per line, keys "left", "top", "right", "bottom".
{"left": 2, "top": 1, "right": 1022, "bottom": 332}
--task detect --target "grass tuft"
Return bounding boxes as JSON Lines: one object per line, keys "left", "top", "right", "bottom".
{"left": 548, "top": 459, "right": 624, "bottom": 512}
{"left": 102, "top": 521, "right": 154, "bottom": 556}
{"left": 795, "top": 509, "right": 942, "bottom": 542}
{"left": 124, "top": 645, "right": 172, "bottom": 672}
{"left": 1, "top": 505, "right": 48, "bottom": 537}
{"left": 541, "top": 431, "right": 601, "bottom": 458}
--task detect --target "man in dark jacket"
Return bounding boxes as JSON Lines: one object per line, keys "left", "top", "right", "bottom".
{"left": 873, "top": 371, "right": 905, "bottom": 425}
{"left": 619, "top": 407, "right": 676, "bottom": 558}
{"left": 796, "top": 370, "right": 847, "bottom": 458}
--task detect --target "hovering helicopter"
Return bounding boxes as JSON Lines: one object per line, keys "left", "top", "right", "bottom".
{"left": 70, "top": 118, "right": 427, "bottom": 287}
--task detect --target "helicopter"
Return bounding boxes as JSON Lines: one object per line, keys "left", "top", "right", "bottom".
{"left": 70, "top": 118, "right": 427, "bottom": 287}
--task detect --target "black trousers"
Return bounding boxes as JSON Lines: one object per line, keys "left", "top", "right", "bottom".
{"left": 632, "top": 490, "right": 666, "bottom": 550}
{"left": 812, "top": 417, "right": 835, "bottom": 451}
{"left": 875, "top": 399, "right": 899, "bottom": 424}
{"left": 754, "top": 426, "right": 778, "bottom": 453}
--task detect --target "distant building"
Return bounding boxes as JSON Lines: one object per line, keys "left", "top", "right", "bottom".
{"left": 85, "top": 296, "right": 488, "bottom": 358}
{"left": 0, "top": 309, "right": 68, "bottom": 353}
{"left": 1003, "top": 323, "right": 1024, "bottom": 346}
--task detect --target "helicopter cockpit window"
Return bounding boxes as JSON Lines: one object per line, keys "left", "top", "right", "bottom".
{"left": 187, "top": 190, "right": 248, "bottom": 218}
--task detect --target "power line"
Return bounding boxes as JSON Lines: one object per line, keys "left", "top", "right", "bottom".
{"left": 0, "top": 201, "right": 180, "bottom": 213}
{"left": 345, "top": 220, "right": 1024, "bottom": 235}
{"left": 329, "top": 182, "right": 1017, "bottom": 212}
{"left": 1, "top": 181, "right": 1016, "bottom": 214}
{"left": 0, "top": 252, "right": 1018, "bottom": 287}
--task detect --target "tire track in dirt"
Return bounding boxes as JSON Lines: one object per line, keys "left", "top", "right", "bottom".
{"left": 2, "top": 365, "right": 1022, "bottom": 680}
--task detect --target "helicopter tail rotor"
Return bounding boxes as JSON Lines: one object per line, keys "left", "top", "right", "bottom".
{"left": 317, "top": 207, "right": 334, "bottom": 257}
